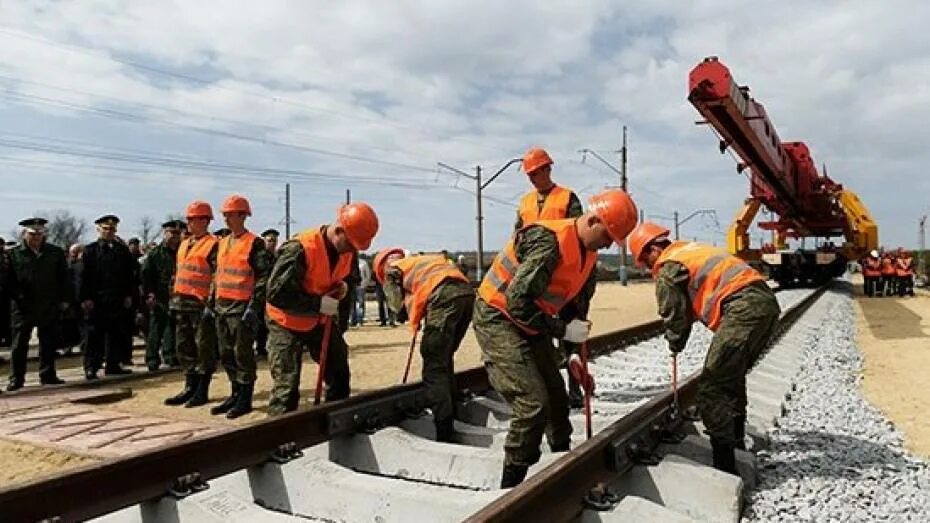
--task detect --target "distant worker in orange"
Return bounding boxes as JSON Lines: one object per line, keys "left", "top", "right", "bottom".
{"left": 475, "top": 189, "right": 638, "bottom": 488}
{"left": 896, "top": 248, "right": 915, "bottom": 297}
{"left": 165, "top": 201, "right": 219, "bottom": 407}
{"left": 209, "top": 195, "right": 273, "bottom": 419}
{"left": 264, "top": 202, "right": 379, "bottom": 414}
{"left": 861, "top": 250, "right": 882, "bottom": 297}
{"left": 629, "top": 221, "right": 781, "bottom": 475}
{"left": 516, "top": 146, "right": 588, "bottom": 409}
{"left": 880, "top": 251, "right": 897, "bottom": 297}
{"left": 372, "top": 248, "right": 474, "bottom": 442}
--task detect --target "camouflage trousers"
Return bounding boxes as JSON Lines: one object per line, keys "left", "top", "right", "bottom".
{"left": 473, "top": 300, "right": 571, "bottom": 468}
{"left": 266, "top": 318, "right": 350, "bottom": 415}
{"left": 145, "top": 305, "right": 177, "bottom": 367}
{"left": 699, "top": 283, "right": 781, "bottom": 445}
{"left": 173, "top": 308, "right": 217, "bottom": 375}
{"left": 217, "top": 313, "right": 258, "bottom": 385}
{"left": 419, "top": 281, "right": 474, "bottom": 423}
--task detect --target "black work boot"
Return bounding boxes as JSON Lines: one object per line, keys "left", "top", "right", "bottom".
{"left": 185, "top": 373, "right": 212, "bottom": 407}
{"left": 549, "top": 440, "right": 570, "bottom": 452}
{"left": 164, "top": 374, "right": 198, "bottom": 406}
{"left": 711, "top": 438, "right": 737, "bottom": 474}
{"left": 434, "top": 417, "right": 456, "bottom": 443}
{"left": 226, "top": 383, "right": 254, "bottom": 419}
{"left": 210, "top": 382, "right": 240, "bottom": 415}
{"left": 500, "top": 463, "right": 529, "bottom": 488}
{"left": 734, "top": 415, "right": 747, "bottom": 451}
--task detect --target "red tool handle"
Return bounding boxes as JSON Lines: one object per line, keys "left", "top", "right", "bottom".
{"left": 401, "top": 325, "right": 421, "bottom": 384}
{"left": 314, "top": 317, "right": 333, "bottom": 405}
{"left": 581, "top": 341, "right": 592, "bottom": 440}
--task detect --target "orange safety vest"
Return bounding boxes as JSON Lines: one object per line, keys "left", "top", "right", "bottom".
{"left": 479, "top": 219, "right": 596, "bottom": 335}
{"left": 862, "top": 257, "right": 882, "bottom": 277}
{"left": 896, "top": 257, "right": 914, "bottom": 277}
{"left": 216, "top": 231, "right": 257, "bottom": 301}
{"left": 173, "top": 234, "right": 218, "bottom": 301}
{"left": 390, "top": 255, "right": 469, "bottom": 333}
{"left": 265, "top": 227, "right": 352, "bottom": 332}
{"left": 653, "top": 241, "right": 765, "bottom": 332}
{"left": 518, "top": 185, "right": 572, "bottom": 225}
{"left": 881, "top": 258, "right": 896, "bottom": 276}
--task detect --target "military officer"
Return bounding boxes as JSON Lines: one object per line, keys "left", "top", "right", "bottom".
{"left": 142, "top": 220, "right": 183, "bottom": 370}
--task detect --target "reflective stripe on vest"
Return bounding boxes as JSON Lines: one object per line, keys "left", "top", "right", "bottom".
{"left": 896, "top": 257, "right": 914, "bottom": 277}
{"left": 173, "top": 234, "right": 218, "bottom": 301}
{"left": 216, "top": 231, "right": 257, "bottom": 301}
{"left": 518, "top": 185, "right": 572, "bottom": 225}
{"left": 653, "top": 241, "right": 765, "bottom": 331}
{"left": 391, "top": 255, "right": 469, "bottom": 332}
{"left": 478, "top": 219, "right": 596, "bottom": 334}
{"left": 863, "top": 258, "right": 882, "bottom": 277}
{"left": 265, "top": 227, "right": 352, "bottom": 332}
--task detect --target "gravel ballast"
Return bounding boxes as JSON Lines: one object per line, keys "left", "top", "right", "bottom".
{"left": 744, "top": 284, "right": 930, "bottom": 522}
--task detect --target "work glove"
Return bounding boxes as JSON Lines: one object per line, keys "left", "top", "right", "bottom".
{"left": 328, "top": 281, "right": 349, "bottom": 301}
{"left": 202, "top": 306, "right": 215, "bottom": 320}
{"left": 81, "top": 300, "right": 94, "bottom": 314}
{"left": 562, "top": 319, "right": 591, "bottom": 344}
{"left": 319, "top": 295, "right": 340, "bottom": 317}
{"left": 568, "top": 354, "right": 596, "bottom": 394}
{"left": 242, "top": 306, "right": 256, "bottom": 325}
{"left": 145, "top": 293, "right": 156, "bottom": 309}
{"left": 668, "top": 341, "right": 685, "bottom": 354}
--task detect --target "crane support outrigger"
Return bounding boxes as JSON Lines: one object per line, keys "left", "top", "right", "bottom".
{"left": 689, "top": 56, "right": 878, "bottom": 286}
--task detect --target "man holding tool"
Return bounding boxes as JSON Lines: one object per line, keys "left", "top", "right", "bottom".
{"left": 373, "top": 248, "right": 474, "bottom": 443}
{"left": 628, "top": 221, "right": 781, "bottom": 474}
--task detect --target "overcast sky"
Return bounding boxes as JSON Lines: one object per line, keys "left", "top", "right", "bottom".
{"left": 0, "top": 1, "right": 926, "bottom": 253}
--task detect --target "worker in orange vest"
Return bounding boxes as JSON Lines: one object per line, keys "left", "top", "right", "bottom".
{"left": 629, "top": 222, "right": 781, "bottom": 474}
{"left": 206, "top": 195, "right": 273, "bottom": 419}
{"left": 165, "top": 201, "right": 220, "bottom": 407}
{"left": 373, "top": 248, "right": 474, "bottom": 442}
{"left": 264, "top": 202, "right": 379, "bottom": 415}
{"left": 861, "top": 250, "right": 882, "bottom": 297}
{"left": 896, "top": 248, "right": 915, "bottom": 297}
{"left": 881, "top": 251, "right": 897, "bottom": 296}
{"left": 475, "top": 189, "right": 638, "bottom": 487}
{"left": 516, "top": 146, "right": 588, "bottom": 410}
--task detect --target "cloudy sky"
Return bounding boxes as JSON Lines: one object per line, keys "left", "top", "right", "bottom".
{"left": 0, "top": 1, "right": 926, "bottom": 253}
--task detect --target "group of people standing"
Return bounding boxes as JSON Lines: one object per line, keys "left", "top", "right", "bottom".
{"left": 860, "top": 248, "right": 916, "bottom": 297}
{"left": 1, "top": 146, "right": 787, "bottom": 490}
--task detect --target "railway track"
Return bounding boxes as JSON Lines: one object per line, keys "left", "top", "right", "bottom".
{"left": 0, "top": 285, "right": 827, "bottom": 522}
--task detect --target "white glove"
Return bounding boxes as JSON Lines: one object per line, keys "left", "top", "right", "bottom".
{"left": 320, "top": 295, "right": 339, "bottom": 316}
{"left": 562, "top": 319, "right": 591, "bottom": 343}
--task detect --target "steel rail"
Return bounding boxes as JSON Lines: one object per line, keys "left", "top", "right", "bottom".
{"left": 464, "top": 284, "right": 827, "bottom": 522}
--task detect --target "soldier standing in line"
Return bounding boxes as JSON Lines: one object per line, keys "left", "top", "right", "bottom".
{"left": 373, "top": 248, "right": 474, "bottom": 442}
{"left": 142, "top": 220, "right": 183, "bottom": 370}
{"left": 164, "top": 202, "right": 219, "bottom": 407}
{"left": 3, "top": 218, "right": 69, "bottom": 390}
{"left": 209, "top": 195, "right": 272, "bottom": 418}
{"left": 264, "top": 202, "right": 379, "bottom": 415}
{"left": 629, "top": 221, "right": 781, "bottom": 474}
{"left": 474, "top": 190, "right": 638, "bottom": 487}
{"left": 254, "top": 228, "right": 280, "bottom": 360}
{"left": 80, "top": 215, "right": 137, "bottom": 379}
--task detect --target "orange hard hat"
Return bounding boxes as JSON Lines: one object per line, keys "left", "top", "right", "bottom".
{"left": 221, "top": 194, "right": 252, "bottom": 216}
{"left": 522, "top": 147, "right": 553, "bottom": 174}
{"left": 588, "top": 189, "right": 638, "bottom": 245}
{"left": 628, "top": 221, "right": 671, "bottom": 267}
{"left": 186, "top": 200, "right": 214, "bottom": 220}
{"left": 337, "top": 201, "right": 379, "bottom": 251}
{"left": 373, "top": 247, "right": 405, "bottom": 284}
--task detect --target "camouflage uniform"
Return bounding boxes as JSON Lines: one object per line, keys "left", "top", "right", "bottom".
{"left": 142, "top": 241, "right": 178, "bottom": 368}
{"left": 383, "top": 273, "right": 474, "bottom": 428}
{"left": 2, "top": 241, "right": 69, "bottom": 387}
{"left": 656, "top": 263, "right": 780, "bottom": 446}
{"left": 215, "top": 235, "right": 272, "bottom": 385}
{"left": 265, "top": 230, "right": 351, "bottom": 415}
{"left": 170, "top": 241, "right": 218, "bottom": 376}
{"left": 473, "top": 226, "right": 596, "bottom": 468}
{"left": 515, "top": 189, "right": 587, "bottom": 407}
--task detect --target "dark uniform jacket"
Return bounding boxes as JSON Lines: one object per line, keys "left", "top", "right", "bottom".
{"left": 80, "top": 239, "right": 138, "bottom": 310}
{"left": 142, "top": 242, "right": 177, "bottom": 306}
{"left": 3, "top": 241, "right": 68, "bottom": 322}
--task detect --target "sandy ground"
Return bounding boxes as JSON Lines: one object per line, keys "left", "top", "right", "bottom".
{"left": 0, "top": 281, "right": 660, "bottom": 486}
{"left": 854, "top": 280, "right": 930, "bottom": 458}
